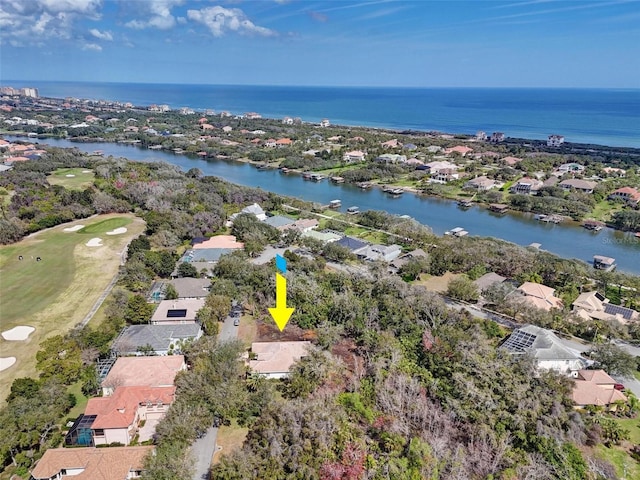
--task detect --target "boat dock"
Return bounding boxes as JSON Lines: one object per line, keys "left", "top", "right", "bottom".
{"left": 383, "top": 186, "right": 404, "bottom": 195}
{"left": 445, "top": 227, "right": 469, "bottom": 237}
{"left": 346, "top": 206, "right": 360, "bottom": 215}
{"left": 328, "top": 199, "right": 342, "bottom": 209}
{"left": 594, "top": 255, "right": 616, "bottom": 271}
{"left": 534, "top": 213, "right": 564, "bottom": 224}
{"left": 489, "top": 203, "right": 509, "bottom": 214}
{"left": 583, "top": 219, "right": 604, "bottom": 231}
{"left": 331, "top": 176, "right": 345, "bottom": 184}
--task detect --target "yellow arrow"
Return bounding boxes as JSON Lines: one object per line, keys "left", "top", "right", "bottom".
{"left": 268, "top": 272, "right": 295, "bottom": 331}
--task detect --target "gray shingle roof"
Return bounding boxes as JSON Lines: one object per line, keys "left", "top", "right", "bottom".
{"left": 113, "top": 324, "right": 202, "bottom": 355}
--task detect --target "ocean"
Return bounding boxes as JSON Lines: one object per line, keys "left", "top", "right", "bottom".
{"left": 4, "top": 81, "right": 640, "bottom": 148}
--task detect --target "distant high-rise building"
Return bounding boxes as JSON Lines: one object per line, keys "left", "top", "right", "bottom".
{"left": 21, "top": 87, "right": 39, "bottom": 98}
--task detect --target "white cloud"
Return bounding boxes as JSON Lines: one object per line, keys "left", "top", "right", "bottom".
{"left": 124, "top": 0, "right": 183, "bottom": 30}
{"left": 187, "top": 6, "right": 277, "bottom": 38}
{"left": 0, "top": 0, "right": 102, "bottom": 44}
{"left": 89, "top": 28, "right": 112, "bottom": 40}
{"left": 82, "top": 42, "right": 102, "bottom": 51}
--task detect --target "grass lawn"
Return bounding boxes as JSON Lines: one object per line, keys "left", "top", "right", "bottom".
{"left": 596, "top": 444, "right": 640, "bottom": 479}
{"left": 634, "top": 371, "right": 640, "bottom": 382}
{"left": 80, "top": 217, "right": 131, "bottom": 234}
{"left": 237, "top": 314, "right": 258, "bottom": 346}
{"left": 67, "top": 381, "right": 90, "bottom": 419}
{"left": 413, "top": 272, "right": 460, "bottom": 293}
{"left": 590, "top": 200, "right": 624, "bottom": 222}
{"left": 47, "top": 168, "right": 95, "bottom": 190}
{"left": 212, "top": 419, "right": 249, "bottom": 465}
{"left": 614, "top": 417, "right": 640, "bottom": 444}
{"left": 0, "top": 214, "right": 145, "bottom": 403}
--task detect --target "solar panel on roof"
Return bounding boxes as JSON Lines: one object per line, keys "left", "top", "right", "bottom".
{"left": 167, "top": 309, "right": 187, "bottom": 318}
{"left": 501, "top": 330, "right": 537, "bottom": 353}
{"left": 604, "top": 303, "right": 634, "bottom": 320}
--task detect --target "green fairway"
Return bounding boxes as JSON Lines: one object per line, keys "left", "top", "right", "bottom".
{"left": 80, "top": 217, "right": 131, "bottom": 234}
{"left": 0, "top": 214, "right": 145, "bottom": 403}
{"left": 47, "top": 168, "right": 95, "bottom": 190}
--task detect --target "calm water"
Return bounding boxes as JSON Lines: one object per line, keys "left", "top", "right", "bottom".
{"left": 9, "top": 136, "right": 640, "bottom": 275}
{"left": 6, "top": 81, "right": 640, "bottom": 148}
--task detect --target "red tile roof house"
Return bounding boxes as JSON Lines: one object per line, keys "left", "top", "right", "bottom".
{"left": 444, "top": 145, "right": 474, "bottom": 156}
{"left": 343, "top": 150, "right": 367, "bottom": 163}
{"left": 608, "top": 187, "right": 640, "bottom": 207}
{"left": 84, "top": 385, "right": 175, "bottom": 445}
{"left": 571, "top": 369, "right": 627, "bottom": 410}
{"left": 30, "top": 446, "right": 153, "bottom": 480}
{"left": 101, "top": 355, "right": 186, "bottom": 396}
{"left": 249, "top": 341, "right": 311, "bottom": 379}
{"left": 514, "top": 282, "right": 563, "bottom": 311}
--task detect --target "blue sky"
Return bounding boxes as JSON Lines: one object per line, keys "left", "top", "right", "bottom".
{"left": 1, "top": 0, "right": 639, "bottom": 87}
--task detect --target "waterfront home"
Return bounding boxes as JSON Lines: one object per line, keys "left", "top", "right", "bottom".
{"left": 490, "top": 132, "right": 505, "bottom": 143}
{"left": 514, "top": 282, "right": 563, "bottom": 311}
{"left": 150, "top": 298, "right": 205, "bottom": 325}
{"left": 547, "top": 134, "right": 565, "bottom": 147}
{"left": 389, "top": 248, "right": 428, "bottom": 274}
{"left": 320, "top": 119, "right": 330, "bottom": 127}
{"left": 464, "top": 175, "right": 497, "bottom": 191}
{"left": 430, "top": 169, "right": 459, "bottom": 183}
{"left": 249, "top": 341, "right": 311, "bottom": 379}
{"left": 572, "top": 291, "right": 639, "bottom": 324}
{"left": 510, "top": 177, "right": 543, "bottom": 195}
{"left": 343, "top": 150, "right": 366, "bottom": 163}
{"left": 102, "top": 355, "right": 186, "bottom": 396}
{"left": 572, "top": 370, "right": 627, "bottom": 410}
{"left": 301, "top": 230, "right": 341, "bottom": 243}
{"left": 281, "top": 116, "right": 293, "bottom": 124}
{"left": 473, "top": 272, "right": 507, "bottom": 293}
{"left": 500, "top": 325, "right": 586, "bottom": 373}
{"left": 336, "top": 236, "right": 369, "bottom": 252}
{"left": 81, "top": 385, "right": 175, "bottom": 446}
{"left": 593, "top": 255, "right": 616, "bottom": 271}
{"left": 229, "top": 203, "right": 267, "bottom": 222}
{"left": 424, "top": 160, "right": 459, "bottom": 174}
{"left": 30, "top": 446, "right": 153, "bottom": 480}
{"left": 476, "top": 131, "right": 487, "bottom": 141}
{"left": 112, "top": 323, "right": 203, "bottom": 356}
{"left": 264, "top": 215, "right": 296, "bottom": 229}
{"left": 559, "top": 178, "right": 597, "bottom": 194}
{"left": 608, "top": 187, "right": 640, "bottom": 207}
{"left": 281, "top": 218, "right": 319, "bottom": 233}
{"left": 556, "top": 162, "right": 585, "bottom": 174}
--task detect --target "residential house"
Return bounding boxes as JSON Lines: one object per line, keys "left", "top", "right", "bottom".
{"left": 112, "top": 323, "right": 203, "bottom": 356}
{"left": 572, "top": 370, "right": 627, "bottom": 409}
{"left": 430, "top": 169, "right": 460, "bottom": 183}
{"left": 343, "top": 150, "right": 366, "bottom": 163}
{"left": 476, "top": 131, "right": 487, "bottom": 141}
{"left": 559, "top": 179, "right": 597, "bottom": 194}
{"left": 320, "top": 119, "right": 330, "bottom": 127}
{"left": 474, "top": 272, "right": 507, "bottom": 293}
{"left": 355, "top": 244, "right": 402, "bottom": 262}
{"left": 490, "top": 132, "right": 505, "bottom": 143}
{"left": 102, "top": 355, "right": 186, "bottom": 396}
{"left": 263, "top": 215, "right": 296, "bottom": 229}
{"left": 301, "top": 230, "right": 341, "bottom": 243}
{"left": 245, "top": 112, "right": 262, "bottom": 119}
{"left": 229, "top": 204, "right": 267, "bottom": 222}
{"left": 179, "top": 248, "right": 235, "bottom": 265}
{"left": 335, "top": 236, "right": 369, "bottom": 252}
{"left": 166, "top": 277, "right": 211, "bottom": 299}
{"left": 510, "top": 177, "right": 543, "bottom": 195}
{"left": 282, "top": 116, "right": 294, "bottom": 125}
{"left": 30, "top": 446, "right": 153, "bottom": 480}
{"left": 376, "top": 154, "right": 407, "bottom": 163}
{"left": 556, "top": 162, "right": 585, "bottom": 174}
{"left": 281, "top": 218, "right": 319, "bottom": 233}
{"left": 547, "top": 134, "right": 565, "bottom": 147}
{"left": 500, "top": 324, "right": 586, "bottom": 373}
{"left": 501, "top": 156, "right": 522, "bottom": 166}
{"left": 222, "top": 126, "right": 232, "bottom": 133}
{"left": 275, "top": 138, "right": 293, "bottom": 147}
{"left": 608, "top": 187, "right": 640, "bottom": 207}
{"left": 444, "top": 145, "right": 473, "bottom": 156}
{"left": 572, "top": 291, "right": 639, "bottom": 324}
{"left": 381, "top": 139, "right": 401, "bottom": 148}
{"left": 82, "top": 385, "right": 175, "bottom": 445}
{"left": 515, "top": 282, "right": 563, "bottom": 311}
{"left": 424, "top": 160, "right": 459, "bottom": 174}
{"left": 389, "top": 248, "right": 427, "bottom": 274}
{"left": 464, "top": 176, "right": 497, "bottom": 191}
{"left": 249, "top": 341, "right": 311, "bottom": 379}
{"left": 265, "top": 138, "right": 277, "bottom": 148}
{"left": 150, "top": 298, "right": 205, "bottom": 325}
{"left": 602, "top": 167, "right": 626, "bottom": 177}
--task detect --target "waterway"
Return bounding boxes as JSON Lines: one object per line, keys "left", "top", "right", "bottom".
{"left": 8, "top": 136, "right": 640, "bottom": 274}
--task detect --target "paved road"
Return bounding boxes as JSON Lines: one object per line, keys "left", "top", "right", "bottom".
{"left": 190, "top": 315, "right": 240, "bottom": 480}
{"left": 191, "top": 425, "right": 219, "bottom": 480}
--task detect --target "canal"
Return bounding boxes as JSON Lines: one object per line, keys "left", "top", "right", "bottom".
{"left": 9, "top": 136, "right": 640, "bottom": 274}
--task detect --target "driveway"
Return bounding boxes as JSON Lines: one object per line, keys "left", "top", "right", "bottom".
{"left": 250, "top": 246, "right": 288, "bottom": 265}
{"left": 219, "top": 314, "right": 240, "bottom": 343}
{"left": 191, "top": 426, "right": 219, "bottom": 480}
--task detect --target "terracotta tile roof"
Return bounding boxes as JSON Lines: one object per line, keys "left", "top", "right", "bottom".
{"left": 31, "top": 446, "right": 153, "bottom": 480}
{"left": 576, "top": 369, "right": 616, "bottom": 385}
{"left": 249, "top": 341, "right": 311, "bottom": 375}
{"left": 102, "top": 355, "right": 185, "bottom": 392}
{"left": 518, "top": 282, "right": 563, "bottom": 311}
{"left": 572, "top": 380, "right": 627, "bottom": 407}
{"left": 86, "top": 385, "right": 175, "bottom": 429}
{"left": 192, "top": 235, "right": 244, "bottom": 249}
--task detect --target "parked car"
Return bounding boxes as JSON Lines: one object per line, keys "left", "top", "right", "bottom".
{"left": 614, "top": 383, "right": 625, "bottom": 391}
{"left": 233, "top": 318, "right": 240, "bottom": 326}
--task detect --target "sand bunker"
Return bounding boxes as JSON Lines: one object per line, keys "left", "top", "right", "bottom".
{"left": 2, "top": 326, "right": 35, "bottom": 341}
{"left": 63, "top": 225, "right": 85, "bottom": 232}
{"left": 0, "top": 358, "right": 16, "bottom": 372}
{"left": 106, "top": 227, "right": 127, "bottom": 235}
{"left": 82, "top": 170, "right": 91, "bottom": 173}
{"left": 86, "top": 238, "right": 103, "bottom": 247}
{"left": 65, "top": 174, "right": 76, "bottom": 177}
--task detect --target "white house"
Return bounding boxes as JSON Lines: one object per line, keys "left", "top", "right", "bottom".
{"left": 548, "top": 134, "right": 565, "bottom": 147}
